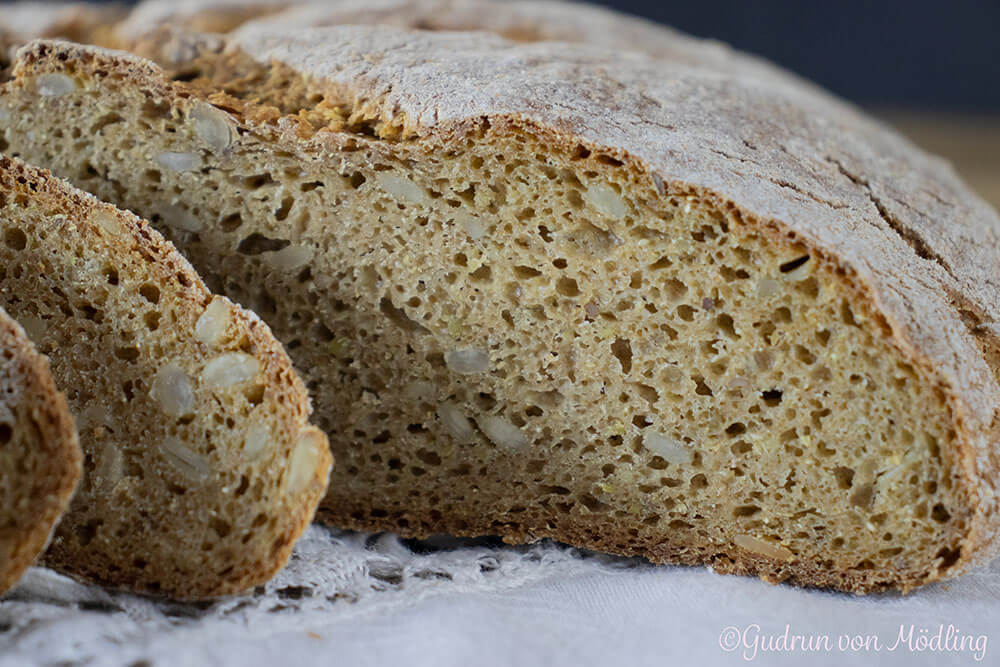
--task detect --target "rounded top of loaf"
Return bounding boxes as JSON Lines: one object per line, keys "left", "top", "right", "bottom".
{"left": 118, "top": 0, "right": 825, "bottom": 95}
{"left": 234, "top": 0, "right": 804, "bottom": 85}
{"left": 15, "top": 14, "right": 1000, "bottom": 446}
{"left": 224, "top": 25, "right": 1000, "bottom": 395}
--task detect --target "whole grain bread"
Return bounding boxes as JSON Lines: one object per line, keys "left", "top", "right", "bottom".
{"left": 0, "top": 156, "right": 331, "bottom": 599}
{"left": 2, "top": 24, "right": 999, "bottom": 593}
{"left": 0, "top": 306, "right": 80, "bottom": 595}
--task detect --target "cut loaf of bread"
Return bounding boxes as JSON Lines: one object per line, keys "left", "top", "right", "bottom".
{"left": 0, "top": 306, "right": 80, "bottom": 595}
{"left": 0, "top": 156, "right": 331, "bottom": 599}
{"left": 2, "top": 25, "right": 999, "bottom": 593}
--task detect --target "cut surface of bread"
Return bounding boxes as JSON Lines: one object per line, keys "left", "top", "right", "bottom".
{"left": 0, "top": 306, "right": 80, "bottom": 595}
{"left": 0, "top": 156, "right": 331, "bottom": 599}
{"left": 2, "top": 28, "right": 999, "bottom": 594}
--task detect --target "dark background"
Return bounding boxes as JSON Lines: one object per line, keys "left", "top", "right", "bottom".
{"left": 589, "top": 0, "right": 1000, "bottom": 112}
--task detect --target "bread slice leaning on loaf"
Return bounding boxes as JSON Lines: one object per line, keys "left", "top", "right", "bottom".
{"left": 0, "top": 306, "right": 80, "bottom": 595}
{"left": 2, "top": 29, "right": 1000, "bottom": 594}
{"left": 0, "top": 156, "right": 331, "bottom": 599}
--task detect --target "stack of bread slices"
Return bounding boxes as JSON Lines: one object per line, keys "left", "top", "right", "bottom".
{"left": 1, "top": 0, "right": 999, "bottom": 598}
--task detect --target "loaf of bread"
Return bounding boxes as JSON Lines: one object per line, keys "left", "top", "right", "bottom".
{"left": 0, "top": 306, "right": 80, "bottom": 595}
{"left": 2, "top": 22, "right": 999, "bottom": 593}
{"left": 0, "top": 156, "right": 331, "bottom": 599}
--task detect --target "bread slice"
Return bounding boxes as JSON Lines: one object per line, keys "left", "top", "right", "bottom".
{"left": 0, "top": 306, "right": 80, "bottom": 595}
{"left": 0, "top": 156, "right": 331, "bottom": 599}
{"left": 2, "top": 29, "right": 999, "bottom": 594}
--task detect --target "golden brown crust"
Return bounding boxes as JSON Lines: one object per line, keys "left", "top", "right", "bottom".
{"left": 0, "top": 307, "right": 80, "bottom": 595}
{"left": 0, "top": 155, "right": 331, "bottom": 599}
{"left": 317, "top": 504, "right": 919, "bottom": 594}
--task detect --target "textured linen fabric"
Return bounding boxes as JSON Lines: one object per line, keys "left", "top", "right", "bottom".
{"left": 1, "top": 523, "right": 997, "bottom": 666}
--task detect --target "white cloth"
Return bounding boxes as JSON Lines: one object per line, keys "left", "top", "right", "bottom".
{"left": 1, "top": 524, "right": 998, "bottom": 666}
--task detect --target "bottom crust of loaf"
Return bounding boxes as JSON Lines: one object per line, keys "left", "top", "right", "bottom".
{"left": 317, "top": 502, "right": 953, "bottom": 594}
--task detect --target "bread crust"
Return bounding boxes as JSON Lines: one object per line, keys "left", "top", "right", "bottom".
{"left": 0, "top": 155, "right": 332, "bottom": 599}
{"left": 114, "top": 0, "right": 801, "bottom": 81}
{"left": 5, "top": 18, "right": 1000, "bottom": 591}
{"left": 0, "top": 307, "right": 80, "bottom": 595}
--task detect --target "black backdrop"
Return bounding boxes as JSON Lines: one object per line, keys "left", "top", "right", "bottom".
{"left": 587, "top": 0, "right": 1000, "bottom": 111}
